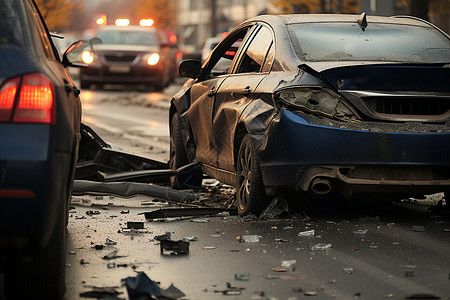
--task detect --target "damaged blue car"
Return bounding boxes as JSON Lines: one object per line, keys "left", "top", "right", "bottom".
{"left": 170, "top": 14, "right": 450, "bottom": 216}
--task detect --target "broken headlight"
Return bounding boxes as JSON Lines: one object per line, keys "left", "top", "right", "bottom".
{"left": 276, "top": 87, "right": 361, "bottom": 123}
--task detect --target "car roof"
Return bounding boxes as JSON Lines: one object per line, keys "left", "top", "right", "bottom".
{"left": 249, "top": 14, "right": 434, "bottom": 28}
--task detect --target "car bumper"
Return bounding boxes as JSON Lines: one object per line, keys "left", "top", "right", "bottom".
{"left": 80, "top": 63, "right": 163, "bottom": 85}
{"left": 259, "top": 110, "right": 450, "bottom": 197}
{"left": 0, "top": 124, "right": 71, "bottom": 249}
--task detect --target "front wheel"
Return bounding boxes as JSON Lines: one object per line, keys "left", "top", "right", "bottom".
{"left": 236, "top": 134, "right": 271, "bottom": 216}
{"left": 169, "top": 113, "right": 202, "bottom": 189}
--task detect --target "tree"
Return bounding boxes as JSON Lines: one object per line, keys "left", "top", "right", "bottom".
{"left": 271, "top": 0, "right": 362, "bottom": 14}
{"left": 35, "top": 0, "right": 75, "bottom": 31}
{"left": 131, "top": 0, "right": 177, "bottom": 29}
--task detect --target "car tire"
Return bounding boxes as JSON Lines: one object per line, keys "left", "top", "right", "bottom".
{"left": 4, "top": 204, "right": 66, "bottom": 299}
{"left": 236, "top": 134, "right": 271, "bottom": 216}
{"left": 169, "top": 113, "right": 202, "bottom": 189}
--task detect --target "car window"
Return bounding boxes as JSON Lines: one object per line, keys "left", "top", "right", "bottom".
{"left": 204, "top": 26, "right": 254, "bottom": 77}
{"left": 0, "top": 0, "right": 24, "bottom": 47}
{"left": 96, "top": 30, "right": 158, "bottom": 46}
{"left": 289, "top": 22, "right": 450, "bottom": 63}
{"left": 27, "top": 0, "right": 56, "bottom": 60}
{"left": 236, "top": 25, "right": 273, "bottom": 74}
{"left": 262, "top": 42, "right": 275, "bottom": 72}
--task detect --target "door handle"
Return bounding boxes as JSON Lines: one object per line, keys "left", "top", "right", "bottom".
{"left": 242, "top": 86, "right": 251, "bottom": 95}
{"left": 207, "top": 88, "right": 215, "bottom": 97}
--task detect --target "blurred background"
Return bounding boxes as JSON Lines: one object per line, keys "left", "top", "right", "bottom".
{"left": 40, "top": 0, "right": 450, "bottom": 62}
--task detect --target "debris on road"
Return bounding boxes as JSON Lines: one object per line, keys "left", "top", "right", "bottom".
{"left": 86, "top": 210, "right": 101, "bottom": 216}
{"left": 79, "top": 286, "right": 123, "bottom": 299}
{"left": 298, "top": 230, "right": 315, "bottom": 237}
{"left": 182, "top": 236, "right": 198, "bottom": 242}
{"left": 73, "top": 180, "right": 195, "bottom": 203}
{"left": 272, "top": 267, "right": 288, "bottom": 272}
{"left": 214, "top": 282, "right": 245, "bottom": 295}
{"left": 259, "top": 198, "right": 289, "bottom": 219}
{"left": 237, "top": 235, "right": 260, "bottom": 243}
{"left": 127, "top": 221, "right": 145, "bottom": 229}
{"left": 342, "top": 267, "right": 354, "bottom": 274}
{"left": 190, "top": 218, "right": 209, "bottom": 223}
{"left": 404, "top": 265, "right": 416, "bottom": 277}
{"left": 105, "top": 237, "right": 117, "bottom": 245}
{"left": 142, "top": 207, "right": 236, "bottom": 220}
{"left": 160, "top": 239, "right": 190, "bottom": 255}
{"left": 154, "top": 232, "right": 171, "bottom": 241}
{"left": 311, "top": 243, "right": 332, "bottom": 251}
{"left": 412, "top": 226, "right": 425, "bottom": 232}
{"left": 103, "top": 249, "right": 126, "bottom": 260}
{"left": 203, "top": 246, "right": 217, "bottom": 250}
{"left": 123, "top": 272, "right": 185, "bottom": 300}
{"left": 354, "top": 229, "right": 368, "bottom": 235}
{"left": 281, "top": 260, "right": 296, "bottom": 268}
{"left": 234, "top": 274, "right": 250, "bottom": 281}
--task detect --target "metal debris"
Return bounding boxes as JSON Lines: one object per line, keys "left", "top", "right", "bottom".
{"left": 298, "top": 230, "right": 315, "bottom": 236}
{"left": 160, "top": 239, "right": 190, "bottom": 255}
{"left": 123, "top": 272, "right": 185, "bottom": 300}
{"left": 311, "top": 243, "right": 332, "bottom": 251}
{"left": 234, "top": 274, "right": 250, "bottom": 281}
{"left": 106, "top": 238, "right": 117, "bottom": 245}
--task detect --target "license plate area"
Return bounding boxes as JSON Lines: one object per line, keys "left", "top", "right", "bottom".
{"left": 109, "top": 66, "right": 131, "bottom": 73}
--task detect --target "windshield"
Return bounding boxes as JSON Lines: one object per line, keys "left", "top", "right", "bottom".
{"left": 95, "top": 30, "right": 158, "bottom": 46}
{"left": 289, "top": 23, "right": 450, "bottom": 63}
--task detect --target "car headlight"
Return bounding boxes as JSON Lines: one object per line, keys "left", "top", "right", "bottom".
{"left": 81, "top": 50, "right": 94, "bottom": 64}
{"left": 277, "top": 87, "right": 361, "bottom": 123}
{"left": 147, "top": 53, "right": 160, "bottom": 66}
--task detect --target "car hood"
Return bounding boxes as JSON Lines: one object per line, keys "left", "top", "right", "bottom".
{"left": 93, "top": 44, "right": 159, "bottom": 53}
{"left": 304, "top": 61, "right": 450, "bottom": 92}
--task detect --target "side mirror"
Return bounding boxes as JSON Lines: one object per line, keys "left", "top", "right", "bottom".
{"left": 179, "top": 59, "right": 202, "bottom": 78}
{"left": 62, "top": 40, "right": 93, "bottom": 68}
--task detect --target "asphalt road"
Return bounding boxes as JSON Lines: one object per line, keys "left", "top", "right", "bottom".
{"left": 63, "top": 80, "right": 450, "bottom": 300}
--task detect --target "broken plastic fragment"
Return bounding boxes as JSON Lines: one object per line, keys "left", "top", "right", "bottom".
{"left": 281, "top": 260, "right": 296, "bottom": 268}
{"left": 412, "top": 226, "right": 425, "bottom": 232}
{"left": 154, "top": 232, "right": 171, "bottom": 241}
{"left": 298, "top": 230, "right": 315, "bottom": 236}
{"left": 311, "top": 243, "right": 332, "bottom": 251}
{"left": 105, "top": 238, "right": 117, "bottom": 245}
{"left": 354, "top": 229, "right": 368, "bottom": 235}
{"left": 238, "top": 235, "right": 259, "bottom": 243}
{"left": 342, "top": 267, "right": 353, "bottom": 274}
{"left": 160, "top": 239, "right": 189, "bottom": 255}
{"left": 404, "top": 265, "right": 416, "bottom": 277}
{"left": 234, "top": 274, "right": 250, "bottom": 281}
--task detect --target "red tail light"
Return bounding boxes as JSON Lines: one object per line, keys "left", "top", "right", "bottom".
{"left": 0, "top": 77, "right": 20, "bottom": 122}
{"left": 0, "top": 74, "right": 55, "bottom": 124}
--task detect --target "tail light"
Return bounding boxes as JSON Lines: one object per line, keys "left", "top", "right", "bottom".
{"left": 0, "top": 73, "right": 55, "bottom": 124}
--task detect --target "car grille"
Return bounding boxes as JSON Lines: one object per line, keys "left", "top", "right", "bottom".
{"left": 104, "top": 55, "right": 136, "bottom": 62}
{"left": 364, "top": 97, "right": 449, "bottom": 116}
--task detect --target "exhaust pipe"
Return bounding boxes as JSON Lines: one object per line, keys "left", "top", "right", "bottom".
{"left": 310, "top": 178, "right": 332, "bottom": 195}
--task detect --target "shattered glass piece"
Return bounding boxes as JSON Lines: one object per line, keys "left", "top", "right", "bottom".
{"left": 281, "top": 260, "right": 296, "bottom": 268}
{"left": 298, "top": 230, "right": 315, "bottom": 236}
{"left": 105, "top": 238, "right": 117, "bottom": 245}
{"left": 342, "top": 267, "right": 353, "bottom": 274}
{"left": 182, "top": 236, "right": 198, "bottom": 242}
{"left": 190, "top": 218, "right": 209, "bottom": 223}
{"left": 354, "top": 229, "right": 368, "bottom": 235}
{"left": 107, "top": 262, "right": 116, "bottom": 268}
{"left": 239, "top": 235, "right": 259, "bottom": 243}
{"left": 234, "top": 274, "right": 250, "bottom": 281}
{"left": 412, "top": 226, "right": 425, "bottom": 232}
{"left": 311, "top": 243, "right": 332, "bottom": 251}
{"left": 404, "top": 265, "right": 416, "bottom": 277}
{"left": 259, "top": 197, "right": 289, "bottom": 219}
{"left": 154, "top": 232, "right": 171, "bottom": 241}
{"left": 160, "top": 239, "right": 189, "bottom": 255}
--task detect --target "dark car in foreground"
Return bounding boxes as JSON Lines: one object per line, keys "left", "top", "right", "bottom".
{"left": 0, "top": 0, "right": 84, "bottom": 298}
{"left": 80, "top": 25, "right": 174, "bottom": 90}
{"left": 170, "top": 14, "right": 450, "bottom": 216}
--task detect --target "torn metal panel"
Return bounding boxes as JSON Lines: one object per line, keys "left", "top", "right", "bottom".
{"left": 141, "top": 207, "right": 237, "bottom": 220}
{"left": 76, "top": 123, "right": 168, "bottom": 181}
{"left": 72, "top": 180, "right": 195, "bottom": 202}
{"left": 160, "top": 239, "right": 190, "bottom": 255}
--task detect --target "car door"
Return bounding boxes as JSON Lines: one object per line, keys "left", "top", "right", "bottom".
{"left": 213, "top": 24, "right": 275, "bottom": 171}
{"left": 187, "top": 25, "right": 255, "bottom": 167}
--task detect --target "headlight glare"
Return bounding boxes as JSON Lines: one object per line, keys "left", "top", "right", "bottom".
{"left": 147, "top": 53, "right": 160, "bottom": 66}
{"left": 81, "top": 50, "right": 94, "bottom": 64}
